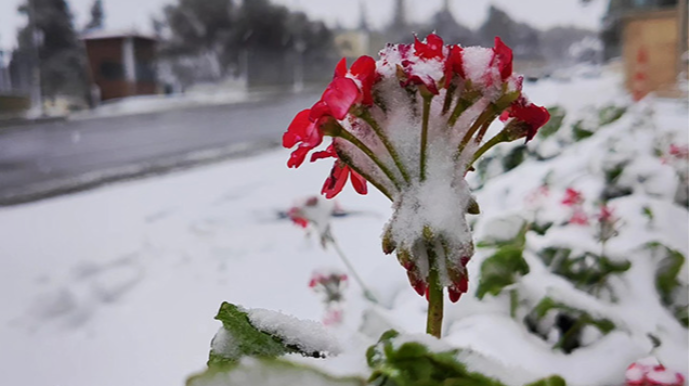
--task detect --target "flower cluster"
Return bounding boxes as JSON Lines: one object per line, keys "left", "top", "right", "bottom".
{"left": 625, "top": 357, "right": 685, "bottom": 386}
{"left": 283, "top": 34, "right": 550, "bottom": 303}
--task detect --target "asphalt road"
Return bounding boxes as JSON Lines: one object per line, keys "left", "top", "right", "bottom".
{"left": 0, "top": 91, "right": 321, "bottom": 205}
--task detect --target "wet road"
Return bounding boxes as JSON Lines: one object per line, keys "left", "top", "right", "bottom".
{"left": 0, "top": 91, "right": 320, "bottom": 205}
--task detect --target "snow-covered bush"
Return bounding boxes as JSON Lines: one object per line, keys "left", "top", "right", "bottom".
{"left": 188, "top": 34, "right": 688, "bottom": 386}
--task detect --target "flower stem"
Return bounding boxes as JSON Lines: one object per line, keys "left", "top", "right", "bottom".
{"left": 360, "top": 110, "right": 410, "bottom": 184}
{"left": 425, "top": 245, "right": 444, "bottom": 338}
{"left": 457, "top": 108, "right": 495, "bottom": 156}
{"left": 336, "top": 129, "right": 401, "bottom": 191}
{"left": 468, "top": 131, "right": 509, "bottom": 168}
{"left": 420, "top": 95, "right": 432, "bottom": 182}
{"left": 327, "top": 232, "right": 379, "bottom": 304}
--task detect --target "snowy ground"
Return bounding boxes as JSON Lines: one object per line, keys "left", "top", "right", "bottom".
{"left": 0, "top": 69, "right": 687, "bottom": 386}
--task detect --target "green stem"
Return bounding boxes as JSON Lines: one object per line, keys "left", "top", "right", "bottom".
{"left": 448, "top": 98, "right": 471, "bottom": 128}
{"left": 337, "top": 129, "right": 401, "bottom": 191}
{"left": 457, "top": 108, "right": 495, "bottom": 156}
{"left": 425, "top": 245, "right": 444, "bottom": 338}
{"left": 468, "top": 131, "right": 509, "bottom": 168}
{"left": 360, "top": 110, "right": 410, "bottom": 184}
{"left": 442, "top": 83, "right": 456, "bottom": 115}
{"left": 420, "top": 95, "right": 432, "bottom": 182}
{"left": 510, "top": 288, "right": 519, "bottom": 319}
{"left": 328, "top": 233, "right": 379, "bottom": 304}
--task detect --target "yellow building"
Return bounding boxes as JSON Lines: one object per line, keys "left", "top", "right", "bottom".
{"left": 605, "top": 0, "right": 688, "bottom": 98}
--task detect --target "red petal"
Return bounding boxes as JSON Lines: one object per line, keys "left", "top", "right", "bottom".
{"left": 493, "top": 37, "right": 513, "bottom": 80}
{"left": 350, "top": 56, "right": 377, "bottom": 105}
{"left": 349, "top": 168, "right": 368, "bottom": 195}
{"left": 310, "top": 144, "right": 337, "bottom": 162}
{"left": 444, "top": 45, "right": 465, "bottom": 87}
{"left": 448, "top": 287, "right": 462, "bottom": 303}
{"left": 322, "top": 77, "right": 360, "bottom": 120}
{"left": 310, "top": 101, "right": 331, "bottom": 121}
{"left": 414, "top": 34, "right": 444, "bottom": 60}
{"left": 350, "top": 56, "right": 376, "bottom": 79}
{"left": 334, "top": 57, "right": 347, "bottom": 78}
{"left": 287, "top": 146, "right": 311, "bottom": 168}
{"left": 283, "top": 110, "right": 312, "bottom": 148}
{"left": 322, "top": 161, "right": 349, "bottom": 198}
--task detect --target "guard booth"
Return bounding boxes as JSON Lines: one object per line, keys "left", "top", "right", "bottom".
{"left": 604, "top": 0, "right": 689, "bottom": 98}
{"left": 82, "top": 30, "right": 158, "bottom": 102}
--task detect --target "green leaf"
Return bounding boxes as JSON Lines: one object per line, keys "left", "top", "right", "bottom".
{"left": 366, "top": 330, "right": 507, "bottom": 386}
{"left": 502, "top": 145, "right": 528, "bottom": 172}
{"left": 475, "top": 245, "right": 529, "bottom": 300}
{"left": 210, "top": 302, "right": 295, "bottom": 364}
{"left": 571, "top": 120, "right": 594, "bottom": 141}
{"left": 524, "top": 375, "right": 567, "bottom": 386}
{"left": 188, "top": 357, "right": 365, "bottom": 386}
{"left": 538, "top": 106, "right": 566, "bottom": 139}
{"left": 650, "top": 243, "right": 686, "bottom": 306}
{"left": 530, "top": 297, "right": 617, "bottom": 353}
{"left": 598, "top": 105, "right": 627, "bottom": 126}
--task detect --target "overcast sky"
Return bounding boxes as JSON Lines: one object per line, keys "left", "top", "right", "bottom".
{"left": 0, "top": 0, "right": 608, "bottom": 51}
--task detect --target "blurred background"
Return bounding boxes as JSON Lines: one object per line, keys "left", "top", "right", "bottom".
{"left": 0, "top": 0, "right": 686, "bottom": 203}
{"left": 0, "top": 1, "right": 688, "bottom": 386}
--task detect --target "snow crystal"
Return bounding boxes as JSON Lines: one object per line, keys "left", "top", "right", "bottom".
{"left": 247, "top": 308, "right": 342, "bottom": 355}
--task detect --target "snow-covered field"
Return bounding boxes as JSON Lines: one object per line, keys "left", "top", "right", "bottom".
{"left": 0, "top": 69, "right": 687, "bottom": 386}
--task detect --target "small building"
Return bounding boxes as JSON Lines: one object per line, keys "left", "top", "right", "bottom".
{"left": 602, "top": 0, "right": 688, "bottom": 98}
{"left": 82, "top": 30, "right": 158, "bottom": 102}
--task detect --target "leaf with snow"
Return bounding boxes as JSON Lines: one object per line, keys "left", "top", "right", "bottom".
{"left": 187, "top": 357, "right": 365, "bottom": 386}
{"left": 209, "top": 302, "right": 340, "bottom": 367}
{"left": 476, "top": 245, "right": 530, "bottom": 300}
{"left": 530, "top": 297, "right": 615, "bottom": 353}
{"left": 366, "top": 329, "right": 507, "bottom": 386}
{"left": 647, "top": 242, "right": 689, "bottom": 327}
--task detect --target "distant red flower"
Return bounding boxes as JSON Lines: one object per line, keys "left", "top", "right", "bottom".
{"left": 562, "top": 188, "right": 584, "bottom": 206}
{"left": 569, "top": 209, "right": 589, "bottom": 225}
{"left": 287, "top": 207, "right": 309, "bottom": 228}
{"left": 669, "top": 144, "right": 689, "bottom": 159}
{"left": 598, "top": 204, "right": 615, "bottom": 223}
{"left": 626, "top": 358, "right": 685, "bottom": 386}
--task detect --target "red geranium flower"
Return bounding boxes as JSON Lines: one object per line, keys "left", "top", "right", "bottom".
{"left": 501, "top": 97, "right": 551, "bottom": 141}
{"left": 283, "top": 109, "right": 325, "bottom": 168}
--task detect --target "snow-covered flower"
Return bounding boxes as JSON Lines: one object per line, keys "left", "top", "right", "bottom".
{"left": 625, "top": 357, "right": 685, "bottom": 386}
{"left": 286, "top": 195, "right": 336, "bottom": 246}
{"left": 283, "top": 34, "right": 549, "bottom": 306}
{"left": 309, "top": 269, "right": 348, "bottom": 326}
{"left": 560, "top": 188, "right": 589, "bottom": 225}
{"left": 597, "top": 203, "right": 620, "bottom": 243}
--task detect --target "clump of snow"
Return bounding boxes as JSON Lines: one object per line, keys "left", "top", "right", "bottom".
{"left": 247, "top": 308, "right": 341, "bottom": 355}
{"left": 211, "top": 327, "right": 237, "bottom": 359}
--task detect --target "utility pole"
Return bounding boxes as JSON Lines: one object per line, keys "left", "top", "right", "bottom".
{"left": 28, "top": 0, "right": 43, "bottom": 117}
